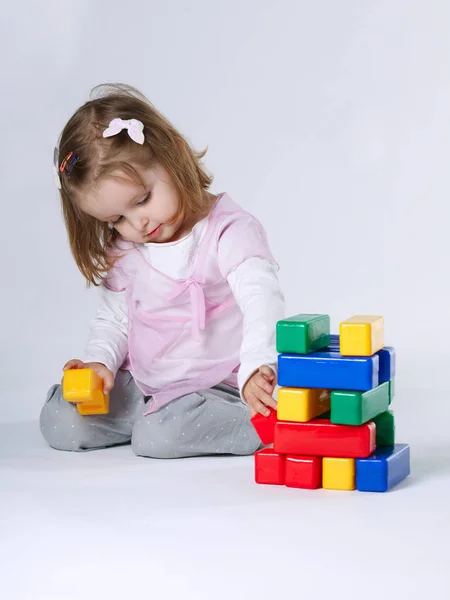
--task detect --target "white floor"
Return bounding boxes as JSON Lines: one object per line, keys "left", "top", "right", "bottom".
{"left": 1, "top": 388, "right": 449, "bottom": 600}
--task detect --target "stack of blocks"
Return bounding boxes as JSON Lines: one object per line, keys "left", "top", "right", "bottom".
{"left": 252, "top": 314, "right": 410, "bottom": 492}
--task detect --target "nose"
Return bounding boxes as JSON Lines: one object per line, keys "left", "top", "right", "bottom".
{"left": 131, "top": 213, "right": 149, "bottom": 232}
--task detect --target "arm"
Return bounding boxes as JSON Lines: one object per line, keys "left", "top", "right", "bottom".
{"left": 227, "top": 257, "right": 285, "bottom": 412}
{"left": 83, "top": 284, "right": 129, "bottom": 377}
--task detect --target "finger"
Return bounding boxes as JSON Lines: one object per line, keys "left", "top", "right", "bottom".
{"left": 89, "top": 365, "right": 114, "bottom": 394}
{"left": 253, "top": 384, "right": 278, "bottom": 411}
{"left": 254, "top": 373, "right": 275, "bottom": 395}
{"left": 247, "top": 393, "right": 271, "bottom": 417}
{"left": 102, "top": 371, "right": 115, "bottom": 394}
{"left": 63, "top": 359, "right": 84, "bottom": 371}
{"left": 259, "top": 365, "right": 275, "bottom": 384}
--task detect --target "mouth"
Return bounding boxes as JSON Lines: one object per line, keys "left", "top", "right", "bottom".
{"left": 145, "top": 224, "right": 162, "bottom": 238}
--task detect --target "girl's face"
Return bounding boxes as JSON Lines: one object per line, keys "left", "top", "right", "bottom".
{"left": 80, "top": 162, "right": 183, "bottom": 244}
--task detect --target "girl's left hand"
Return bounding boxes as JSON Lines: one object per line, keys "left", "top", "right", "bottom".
{"left": 243, "top": 365, "right": 277, "bottom": 417}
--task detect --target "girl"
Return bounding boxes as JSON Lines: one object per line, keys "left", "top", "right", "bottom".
{"left": 40, "top": 84, "right": 285, "bottom": 459}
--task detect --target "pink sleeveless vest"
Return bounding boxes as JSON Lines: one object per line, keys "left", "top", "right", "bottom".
{"left": 105, "top": 193, "right": 277, "bottom": 414}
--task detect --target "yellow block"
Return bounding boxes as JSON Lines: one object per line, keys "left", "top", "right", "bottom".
{"left": 339, "top": 315, "right": 384, "bottom": 356}
{"left": 277, "top": 387, "right": 330, "bottom": 422}
{"left": 63, "top": 368, "right": 109, "bottom": 415}
{"left": 322, "top": 457, "right": 355, "bottom": 490}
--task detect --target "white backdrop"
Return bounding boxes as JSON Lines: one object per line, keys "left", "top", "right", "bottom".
{"left": 1, "top": 0, "right": 449, "bottom": 423}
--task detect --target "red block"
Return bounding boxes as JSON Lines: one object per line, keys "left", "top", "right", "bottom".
{"left": 251, "top": 407, "right": 278, "bottom": 445}
{"left": 274, "top": 418, "right": 376, "bottom": 458}
{"left": 255, "top": 448, "right": 285, "bottom": 485}
{"left": 285, "top": 455, "right": 322, "bottom": 489}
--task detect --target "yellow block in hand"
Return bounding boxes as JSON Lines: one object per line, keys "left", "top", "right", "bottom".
{"left": 322, "top": 457, "right": 355, "bottom": 490}
{"left": 339, "top": 315, "right": 384, "bottom": 356}
{"left": 277, "top": 387, "right": 330, "bottom": 422}
{"left": 63, "top": 368, "right": 109, "bottom": 415}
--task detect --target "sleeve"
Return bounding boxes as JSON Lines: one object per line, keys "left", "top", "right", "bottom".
{"left": 84, "top": 283, "right": 129, "bottom": 377}
{"left": 226, "top": 256, "right": 285, "bottom": 399}
{"left": 217, "top": 213, "right": 279, "bottom": 280}
{"left": 103, "top": 262, "right": 128, "bottom": 293}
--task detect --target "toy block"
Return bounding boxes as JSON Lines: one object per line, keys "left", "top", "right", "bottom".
{"left": 276, "top": 314, "right": 330, "bottom": 354}
{"left": 389, "top": 379, "right": 395, "bottom": 404}
{"left": 285, "top": 455, "right": 322, "bottom": 489}
{"left": 255, "top": 448, "right": 285, "bottom": 485}
{"left": 325, "top": 334, "right": 340, "bottom": 351}
{"left": 278, "top": 352, "right": 379, "bottom": 391}
{"left": 326, "top": 337, "right": 396, "bottom": 382}
{"left": 251, "top": 407, "right": 278, "bottom": 445}
{"left": 62, "top": 368, "right": 109, "bottom": 415}
{"left": 356, "top": 444, "right": 410, "bottom": 492}
{"left": 330, "top": 381, "right": 390, "bottom": 426}
{"left": 372, "top": 410, "right": 395, "bottom": 445}
{"left": 322, "top": 457, "right": 355, "bottom": 490}
{"left": 277, "top": 387, "right": 330, "bottom": 422}
{"left": 339, "top": 315, "right": 384, "bottom": 356}
{"left": 377, "top": 346, "right": 396, "bottom": 383}
{"left": 274, "top": 419, "right": 376, "bottom": 458}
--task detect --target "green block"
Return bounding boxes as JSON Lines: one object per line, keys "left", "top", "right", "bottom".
{"left": 372, "top": 410, "right": 395, "bottom": 445}
{"left": 331, "top": 382, "right": 390, "bottom": 426}
{"left": 389, "top": 379, "right": 395, "bottom": 404}
{"left": 276, "top": 314, "right": 330, "bottom": 354}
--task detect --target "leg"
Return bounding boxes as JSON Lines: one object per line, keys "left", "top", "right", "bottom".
{"left": 40, "top": 369, "right": 146, "bottom": 452}
{"left": 132, "top": 383, "right": 262, "bottom": 459}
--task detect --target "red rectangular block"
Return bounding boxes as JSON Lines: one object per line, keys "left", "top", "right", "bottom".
{"left": 251, "top": 407, "right": 278, "bottom": 445}
{"left": 274, "top": 418, "right": 375, "bottom": 458}
{"left": 285, "top": 455, "right": 322, "bottom": 489}
{"left": 255, "top": 448, "right": 285, "bottom": 485}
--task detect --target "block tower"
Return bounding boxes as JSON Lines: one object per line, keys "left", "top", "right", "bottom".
{"left": 252, "top": 314, "right": 410, "bottom": 492}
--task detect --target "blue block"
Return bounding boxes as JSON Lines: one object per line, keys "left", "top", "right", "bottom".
{"left": 356, "top": 444, "right": 410, "bottom": 492}
{"left": 325, "top": 334, "right": 340, "bottom": 351}
{"left": 278, "top": 352, "right": 379, "bottom": 391}
{"left": 324, "top": 336, "right": 395, "bottom": 384}
{"left": 377, "top": 346, "right": 396, "bottom": 383}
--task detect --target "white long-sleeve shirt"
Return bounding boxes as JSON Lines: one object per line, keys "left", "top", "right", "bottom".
{"left": 84, "top": 215, "right": 285, "bottom": 396}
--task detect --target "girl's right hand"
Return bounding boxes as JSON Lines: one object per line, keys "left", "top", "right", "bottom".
{"left": 62, "top": 359, "right": 115, "bottom": 394}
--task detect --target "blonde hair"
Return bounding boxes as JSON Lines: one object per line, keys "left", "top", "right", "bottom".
{"left": 56, "top": 83, "right": 213, "bottom": 286}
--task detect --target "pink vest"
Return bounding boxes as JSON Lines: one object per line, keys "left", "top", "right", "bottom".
{"left": 105, "top": 193, "right": 277, "bottom": 414}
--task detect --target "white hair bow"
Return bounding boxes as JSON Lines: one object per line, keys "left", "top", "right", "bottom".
{"left": 102, "top": 118, "right": 145, "bottom": 145}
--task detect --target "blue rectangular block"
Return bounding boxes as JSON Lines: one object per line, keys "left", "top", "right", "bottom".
{"left": 377, "top": 346, "right": 396, "bottom": 383}
{"left": 327, "top": 334, "right": 340, "bottom": 350}
{"left": 356, "top": 444, "right": 410, "bottom": 492}
{"left": 324, "top": 337, "right": 395, "bottom": 384}
{"left": 278, "top": 352, "right": 379, "bottom": 391}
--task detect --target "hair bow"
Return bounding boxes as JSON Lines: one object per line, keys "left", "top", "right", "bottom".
{"left": 102, "top": 118, "right": 145, "bottom": 145}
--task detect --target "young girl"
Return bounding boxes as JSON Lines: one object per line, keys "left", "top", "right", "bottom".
{"left": 40, "top": 84, "right": 285, "bottom": 459}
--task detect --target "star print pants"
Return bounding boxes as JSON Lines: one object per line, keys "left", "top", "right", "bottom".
{"left": 39, "top": 369, "right": 261, "bottom": 458}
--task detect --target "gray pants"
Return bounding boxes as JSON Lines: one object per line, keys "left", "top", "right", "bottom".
{"left": 40, "top": 369, "right": 261, "bottom": 459}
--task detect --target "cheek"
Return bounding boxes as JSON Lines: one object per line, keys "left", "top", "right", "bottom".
{"left": 115, "top": 222, "right": 134, "bottom": 237}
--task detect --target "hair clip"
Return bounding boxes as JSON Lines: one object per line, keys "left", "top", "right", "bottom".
{"left": 53, "top": 147, "right": 62, "bottom": 189}
{"left": 60, "top": 151, "right": 80, "bottom": 175}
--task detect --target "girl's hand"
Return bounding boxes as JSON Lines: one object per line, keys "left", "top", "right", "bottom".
{"left": 243, "top": 365, "right": 277, "bottom": 417}
{"left": 62, "top": 359, "right": 115, "bottom": 394}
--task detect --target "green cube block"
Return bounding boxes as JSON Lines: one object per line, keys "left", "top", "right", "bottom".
{"left": 276, "top": 314, "right": 330, "bottom": 354}
{"left": 389, "top": 379, "right": 395, "bottom": 404}
{"left": 372, "top": 410, "right": 395, "bottom": 445}
{"left": 331, "top": 381, "right": 390, "bottom": 426}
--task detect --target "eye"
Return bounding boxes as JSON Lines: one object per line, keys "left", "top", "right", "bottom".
{"left": 138, "top": 192, "right": 151, "bottom": 206}
{"left": 111, "top": 215, "right": 124, "bottom": 226}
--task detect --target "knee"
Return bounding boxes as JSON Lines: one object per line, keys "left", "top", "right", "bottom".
{"left": 39, "top": 384, "right": 87, "bottom": 451}
{"left": 131, "top": 414, "right": 180, "bottom": 459}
